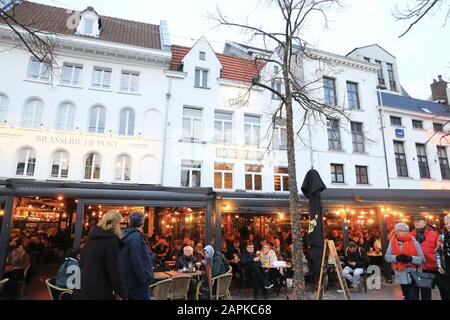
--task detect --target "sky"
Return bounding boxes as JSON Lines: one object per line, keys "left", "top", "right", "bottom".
{"left": 32, "top": 0, "right": 450, "bottom": 100}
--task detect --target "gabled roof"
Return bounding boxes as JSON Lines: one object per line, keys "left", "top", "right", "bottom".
{"left": 380, "top": 92, "right": 450, "bottom": 116}
{"left": 346, "top": 44, "right": 396, "bottom": 59}
{"left": 170, "top": 45, "right": 265, "bottom": 84}
{"left": 0, "top": 1, "right": 162, "bottom": 50}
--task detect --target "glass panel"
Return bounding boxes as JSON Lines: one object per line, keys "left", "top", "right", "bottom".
{"left": 254, "top": 175, "right": 262, "bottom": 190}
{"left": 274, "top": 175, "right": 281, "bottom": 191}
{"left": 214, "top": 172, "right": 222, "bottom": 189}
{"left": 195, "top": 69, "right": 200, "bottom": 86}
{"left": 193, "top": 119, "right": 202, "bottom": 140}
{"left": 127, "top": 110, "right": 135, "bottom": 136}
{"left": 183, "top": 107, "right": 202, "bottom": 118}
{"left": 27, "top": 59, "right": 40, "bottom": 79}
{"left": 245, "top": 174, "right": 252, "bottom": 190}
{"left": 61, "top": 65, "right": 73, "bottom": 83}
{"left": 224, "top": 172, "right": 233, "bottom": 189}
{"left": 282, "top": 176, "right": 289, "bottom": 191}
{"left": 202, "top": 70, "right": 208, "bottom": 88}
{"left": 102, "top": 70, "right": 111, "bottom": 88}
{"left": 120, "top": 72, "right": 129, "bottom": 91}
{"left": 181, "top": 169, "right": 190, "bottom": 187}
{"left": 191, "top": 171, "right": 201, "bottom": 187}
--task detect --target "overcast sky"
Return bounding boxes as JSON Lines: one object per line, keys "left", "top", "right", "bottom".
{"left": 33, "top": 0, "right": 450, "bottom": 100}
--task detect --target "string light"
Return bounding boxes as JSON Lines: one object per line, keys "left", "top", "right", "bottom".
{"left": 57, "top": 196, "right": 63, "bottom": 201}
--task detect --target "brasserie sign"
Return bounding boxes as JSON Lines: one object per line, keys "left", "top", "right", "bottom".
{"left": 216, "top": 148, "right": 264, "bottom": 161}
{"left": 36, "top": 135, "right": 118, "bottom": 148}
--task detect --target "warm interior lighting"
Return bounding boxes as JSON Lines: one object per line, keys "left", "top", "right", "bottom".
{"left": 0, "top": 210, "right": 4, "bottom": 216}
{"left": 368, "top": 219, "right": 374, "bottom": 224}
{"left": 92, "top": 212, "right": 96, "bottom": 217}
{"left": 370, "top": 210, "right": 375, "bottom": 215}
{"left": 57, "top": 196, "right": 63, "bottom": 201}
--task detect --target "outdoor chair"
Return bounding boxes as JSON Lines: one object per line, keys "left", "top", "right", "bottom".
{"left": 169, "top": 275, "right": 192, "bottom": 300}
{"left": 211, "top": 273, "right": 233, "bottom": 300}
{"left": 45, "top": 279, "right": 73, "bottom": 300}
{"left": 149, "top": 278, "right": 172, "bottom": 300}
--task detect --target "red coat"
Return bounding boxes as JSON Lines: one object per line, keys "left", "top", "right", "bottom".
{"left": 410, "top": 227, "right": 440, "bottom": 271}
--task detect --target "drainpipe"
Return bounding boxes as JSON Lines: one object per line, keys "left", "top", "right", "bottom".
{"left": 160, "top": 76, "right": 172, "bottom": 186}
{"left": 378, "top": 90, "right": 391, "bottom": 188}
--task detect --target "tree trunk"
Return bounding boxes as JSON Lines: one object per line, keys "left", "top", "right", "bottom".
{"left": 283, "top": 45, "right": 305, "bottom": 300}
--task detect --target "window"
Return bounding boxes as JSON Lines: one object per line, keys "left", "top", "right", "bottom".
{"left": 61, "top": 63, "right": 82, "bottom": 85}
{"left": 244, "top": 115, "right": 261, "bottom": 146}
{"left": 245, "top": 165, "right": 262, "bottom": 191}
{"left": 0, "top": 94, "right": 8, "bottom": 124}
{"left": 394, "top": 141, "right": 408, "bottom": 177}
{"left": 271, "top": 66, "right": 282, "bottom": 99}
{"left": 181, "top": 160, "right": 202, "bottom": 187}
{"left": 363, "top": 57, "right": 371, "bottom": 63}
{"left": 274, "top": 167, "right": 289, "bottom": 191}
{"left": 119, "top": 108, "right": 135, "bottom": 136}
{"left": 375, "top": 60, "right": 385, "bottom": 87}
{"left": 273, "top": 117, "right": 287, "bottom": 150}
{"left": 438, "top": 146, "right": 450, "bottom": 180}
{"left": 346, "top": 82, "right": 360, "bottom": 109}
{"left": 351, "top": 122, "right": 365, "bottom": 153}
{"left": 194, "top": 68, "right": 209, "bottom": 88}
{"left": 199, "top": 51, "right": 206, "bottom": 61}
{"left": 433, "top": 123, "right": 444, "bottom": 132}
{"left": 51, "top": 151, "right": 69, "bottom": 178}
{"left": 22, "top": 99, "right": 44, "bottom": 128}
{"left": 182, "top": 107, "right": 202, "bottom": 141}
{"left": 412, "top": 120, "right": 423, "bottom": 129}
{"left": 120, "top": 71, "right": 139, "bottom": 92}
{"left": 27, "top": 58, "right": 50, "bottom": 81}
{"left": 92, "top": 67, "right": 112, "bottom": 89}
{"left": 387, "top": 63, "right": 396, "bottom": 90}
{"left": 84, "top": 153, "right": 101, "bottom": 180}
{"left": 327, "top": 118, "right": 341, "bottom": 150}
{"left": 355, "top": 166, "right": 369, "bottom": 184}
{"left": 56, "top": 103, "right": 76, "bottom": 131}
{"left": 16, "top": 148, "right": 36, "bottom": 177}
{"left": 331, "top": 164, "right": 344, "bottom": 183}
{"left": 214, "top": 111, "right": 233, "bottom": 144}
{"left": 115, "top": 155, "right": 131, "bottom": 181}
{"left": 390, "top": 116, "right": 402, "bottom": 126}
{"left": 89, "top": 106, "right": 106, "bottom": 133}
{"left": 214, "top": 163, "right": 233, "bottom": 190}
{"left": 323, "top": 77, "right": 336, "bottom": 106}
{"left": 416, "top": 144, "right": 430, "bottom": 179}
{"left": 421, "top": 107, "right": 433, "bottom": 114}
{"left": 83, "top": 20, "right": 94, "bottom": 35}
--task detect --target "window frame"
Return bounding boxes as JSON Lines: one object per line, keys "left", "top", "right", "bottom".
{"left": 16, "top": 148, "right": 36, "bottom": 177}
{"left": 50, "top": 150, "right": 70, "bottom": 178}
{"left": 346, "top": 81, "right": 360, "bottom": 109}
{"left": 274, "top": 167, "right": 289, "bottom": 192}
{"left": 194, "top": 68, "right": 209, "bottom": 88}
{"left": 22, "top": 99, "right": 44, "bottom": 128}
{"left": 437, "top": 146, "right": 450, "bottom": 180}
{"left": 355, "top": 165, "right": 369, "bottom": 185}
{"left": 214, "top": 110, "right": 233, "bottom": 144}
{"left": 351, "top": 121, "right": 365, "bottom": 153}
{"left": 433, "top": 122, "right": 444, "bottom": 132}
{"left": 273, "top": 117, "right": 287, "bottom": 150}
{"left": 180, "top": 160, "right": 202, "bottom": 188}
{"left": 84, "top": 153, "right": 101, "bottom": 180}
{"left": 61, "top": 63, "right": 83, "bottom": 85}
{"left": 56, "top": 102, "right": 76, "bottom": 132}
{"left": 244, "top": 114, "right": 261, "bottom": 147}
{"left": 412, "top": 119, "right": 424, "bottom": 130}
{"left": 416, "top": 143, "right": 431, "bottom": 179}
{"left": 394, "top": 140, "right": 409, "bottom": 177}
{"left": 390, "top": 116, "right": 402, "bottom": 126}
{"left": 115, "top": 154, "right": 132, "bottom": 181}
{"left": 88, "top": 106, "right": 106, "bottom": 134}
{"left": 245, "top": 164, "right": 263, "bottom": 191}
{"left": 323, "top": 77, "right": 337, "bottom": 106}
{"left": 92, "top": 67, "right": 112, "bottom": 89}
{"left": 327, "top": 118, "right": 342, "bottom": 151}
{"left": 330, "top": 163, "right": 345, "bottom": 184}
{"left": 182, "top": 106, "right": 203, "bottom": 141}
{"left": 27, "top": 57, "right": 51, "bottom": 82}
{"left": 214, "top": 163, "right": 234, "bottom": 190}
{"left": 120, "top": 70, "right": 140, "bottom": 93}
{"left": 119, "top": 108, "right": 135, "bottom": 136}
{"left": 0, "top": 94, "right": 8, "bottom": 124}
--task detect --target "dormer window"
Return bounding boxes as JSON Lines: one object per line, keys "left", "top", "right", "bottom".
{"left": 77, "top": 7, "right": 101, "bottom": 37}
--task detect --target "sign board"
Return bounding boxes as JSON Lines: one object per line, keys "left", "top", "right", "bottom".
{"left": 395, "top": 128, "right": 405, "bottom": 138}
{"left": 216, "top": 148, "right": 264, "bottom": 161}
{"left": 316, "top": 240, "right": 351, "bottom": 300}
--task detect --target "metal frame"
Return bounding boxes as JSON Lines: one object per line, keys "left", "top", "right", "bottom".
{"left": 0, "top": 196, "right": 15, "bottom": 279}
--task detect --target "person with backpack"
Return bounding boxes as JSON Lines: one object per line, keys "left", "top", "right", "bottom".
{"left": 119, "top": 212, "right": 154, "bottom": 300}
{"left": 55, "top": 247, "right": 81, "bottom": 288}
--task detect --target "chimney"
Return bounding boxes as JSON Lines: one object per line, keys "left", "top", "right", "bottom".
{"left": 431, "top": 75, "right": 448, "bottom": 105}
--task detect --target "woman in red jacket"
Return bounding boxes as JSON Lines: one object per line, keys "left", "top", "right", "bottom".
{"left": 411, "top": 215, "right": 446, "bottom": 300}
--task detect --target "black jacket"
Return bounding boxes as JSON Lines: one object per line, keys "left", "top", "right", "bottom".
{"left": 240, "top": 251, "right": 258, "bottom": 268}
{"left": 344, "top": 247, "right": 369, "bottom": 269}
{"left": 119, "top": 228, "right": 154, "bottom": 289}
{"left": 74, "top": 227, "right": 127, "bottom": 300}
{"left": 175, "top": 255, "right": 196, "bottom": 270}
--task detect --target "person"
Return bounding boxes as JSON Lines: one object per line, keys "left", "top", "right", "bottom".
{"left": 342, "top": 242, "right": 369, "bottom": 291}
{"left": 240, "top": 243, "right": 273, "bottom": 299}
{"left": 119, "top": 212, "right": 154, "bottom": 300}
{"left": 385, "top": 222, "right": 425, "bottom": 300}
{"left": 258, "top": 244, "right": 278, "bottom": 266}
{"left": 168, "top": 240, "right": 183, "bottom": 261}
{"left": 175, "top": 246, "right": 196, "bottom": 270}
{"left": 194, "top": 243, "right": 204, "bottom": 262}
{"left": 1, "top": 244, "right": 30, "bottom": 299}
{"left": 55, "top": 247, "right": 81, "bottom": 288}
{"left": 436, "top": 215, "right": 450, "bottom": 300}
{"left": 74, "top": 210, "right": 127, "bottom": 300}
{"left": 203, "top": 245, "right": 226, "bottom": 278}
{"left": 410, "top": 215, "right": 446, "bottom": 300}
{"left": 272, "top": 238, "right": 286, "bottom": 260}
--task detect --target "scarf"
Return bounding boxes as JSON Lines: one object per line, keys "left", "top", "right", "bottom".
{"left": 415, "top": 228, "right": 426, "bottom": 244}
{"left": 390, "top": 234, "right": 418, "bottom": 271}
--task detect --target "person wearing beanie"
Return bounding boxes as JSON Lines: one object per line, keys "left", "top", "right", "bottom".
{"left": 119, "top": 211, "right": 154, "bottom": 300}
{"left": 204, "top": 245, "right": 226, "bottom": 278}
{"left": 410, "top": 215, "right": 446, "bottom": 300}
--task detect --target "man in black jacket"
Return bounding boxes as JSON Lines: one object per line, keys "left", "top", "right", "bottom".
{"left": 343, "top": 242, "right": 368, "bottom": 290}
{"left": 119, "top": 212, "right": 154, "bottom": 300}
{"left": 240, "top": 243, "right": 273, "bottom": 299}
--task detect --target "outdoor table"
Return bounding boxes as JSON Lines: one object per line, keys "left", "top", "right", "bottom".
{"left": 261, "top": 263, "right": 291, "bottom": 300}
{"left": 154, "top": 272, "right": 171, "bottom": 280}
{"left": 367, "top": 252, "right": 383, "bottom": 267}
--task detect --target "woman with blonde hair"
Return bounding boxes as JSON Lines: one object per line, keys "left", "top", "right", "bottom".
{"left": 74, "top": 210, "right": 127, "bottom": 300}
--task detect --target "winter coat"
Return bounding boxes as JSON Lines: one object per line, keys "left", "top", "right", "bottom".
{"left": 240, "top": 251, "right": 258, "bottom": 268}
{"left": 436, "top": 232, "right": 450, "bottom": 271}
{"left": 119, "top": 228, "right": 154, "bottom": 290}
{"left": 385, "top": 236, "right": 425, "bottom": 285}
{"left": 411, "top": 227, "right": 440, "bottom": 271}
{"left": 258, "top": 249, "right": 278, "bottom": 266}
{"left": 344, "top": 247, "right": 369, "bottom": 269}
{"left": 74, "top": 227, "right": 127, "bottom": 300}
{"left": 175, "top": 255, "right": 196, "bottom": 270}
{"left": 56, "top": 258, "right": 79, "bottom": 288}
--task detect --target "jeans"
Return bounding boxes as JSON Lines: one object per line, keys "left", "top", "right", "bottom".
{"left": 419, "top": 270, "right": 449, "bottom": 300}
{"left": 401, "top": 283, "right": 419, "bottom": 300}
{"left": 343, "top": 266, "right": 364, "bottom": 288}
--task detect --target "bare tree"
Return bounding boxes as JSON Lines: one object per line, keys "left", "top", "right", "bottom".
{"left": 211, "top": 0, "right": 346, "bottom": 300}
{"left": 393, "top": 0, "right": 450, "bottom": 37}
{"left": 0, "top": 0, "right": 59, "bottom": 78}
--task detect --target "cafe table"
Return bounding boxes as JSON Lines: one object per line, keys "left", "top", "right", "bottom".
{"left": 261, "top": 262, "right": 291, "bottom": 300}
{"left": 154, "top": 270, "right": 202, "bottom": 281}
